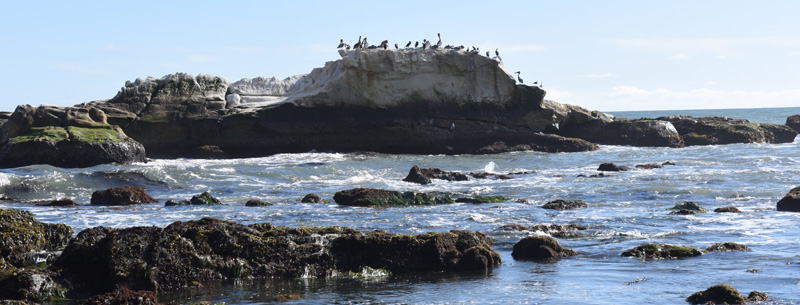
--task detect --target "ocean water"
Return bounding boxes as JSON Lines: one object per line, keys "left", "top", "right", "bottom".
{"left": 2, "top": 107, "right": 799, "bottom": 304}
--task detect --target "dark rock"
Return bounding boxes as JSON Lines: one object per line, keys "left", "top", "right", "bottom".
{"left": 670, "top": 201, "right": 707, "bottom": 214}
{"left": 300, "top": 193, "right": 323, "bottom": 203}
{"left": 577, "top": 172, "right": 610, "bottom": 178}
{"left": 90, "top": 186, "right": 157, "bottom": 206}
{"left": 714, "top": 206, "right": 741, "bottom": 213}
{"left": 35, "top": 198, "right": 78, "bottom": 207}
{"left": 454, "top": 195, "right": 509, "bottom": 204}
{"left": 776, "top": 186, "right": 800, "bottom": 212}
{"left": 747, "top": 291, "right": 768, "bottom": 302}
{"left": 598, "top": 163, "right": 630, "bottom": 171}
{"left": 662, "top": 161, "right": 676, "bottom": 166}
{"left": 0, "top": 209, "right": 73, "bottom": 268}
{"left": 659, "top": 115, "right": 797, "bottom": 146}
{"left": 511, "top": 236, "right": 577, "bottom": 261}
{"left": 244, "top": 199, "right": 271, "bottom": 207}
{"left": 82, "top": 287, "right": 159, "bottom": 305}
{"left": 0, "top": 269, "right": 67, "bottom": 301}
{"left": 686, "top": 284, "right": 747, "bottom": 305}
{"left": 87, "top": 170, "right": 166, "bottom": 186}
{"left": 621, "top": 243, "right": 702, "bottom": 260}
{"left": 552, "top": 104, "right": 685, "bottom": 147}
{"left": 541, "top": 199, "right": 588, "bottom": 210}
{"left": 704, "top": 242, "right": 749, "bottom": 252}
{"left": 165, "top": 192, "right": 222, "bottom": 206}
{"left": 759, "top": 123, "right": 798, "bottom": 143}
{"left": 787, "top": 114, "right": 800, "bottom": 133}
{"left": 403, "top": 165, "right": 468, "bottom": 185}
{"left": 53, "top": 218, "right": 500, "bottom": 295}
{"left": 476, "top": 136, "right": 598, "bottom": 154}
{"left": 0, "top": 105, "right": 146, "bottom": 168}
{"left": 333, "top": 188, "right": 453, "bottom": 207}
{"left": 190, "top": 145, "right": 229, "bottom": 159}
{"left": 0, "top": 300, "right": 36, "bottom": 305}
{"left": 635, "top": 163, "right": 662, "bottom": 170}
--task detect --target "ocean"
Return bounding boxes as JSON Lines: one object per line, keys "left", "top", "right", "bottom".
{"left": 2, "top": 107, "right": 799, "bottom": 304}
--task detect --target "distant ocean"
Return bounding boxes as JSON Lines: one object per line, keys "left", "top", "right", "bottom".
{"left": 2, "top": 107, "right": 799, "bottom": 304}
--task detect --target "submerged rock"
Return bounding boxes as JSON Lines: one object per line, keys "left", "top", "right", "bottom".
{"left": 300, "top": 193, "right": 323, "bottom": 203}
{"left": 81, "top": 287, "right": 159, "bottom": 305}
{"left": 454, "top": 195, "right": 510, "bottom": 204}
{"left": 597, "top": 163, "right": 630, "bottom": 172}
{"left": 713, "top": 206, "right": 742, "bottom": 213}
{"left": 52, "top": 218, "right": 500, "bottom": 296}
{"left": 622, "top": 244, "right": 702, "bottom": 260}
{"left": 511, "top": 236, "right": 577, "bottom": 261}
{"left": 686, "top": 284, "right": 766, "bottom": 305}
{"left": 704, "top": 242, "right": 749, "bottom": 252}
{"left": 541, "top": 199, "right": 588, "bottom": 210}
{"left": 244, "top": 199, "right": 272, "bottom": 207}
{"left": 34, "top": 198, "right": 78, "bottom": 207}
{"left": 90, "top": 186, "right": 157, "bottom": 206}
{"left": 499, "top": 224, "right": 588, "bottom": 238}
{"left": 670, "top": 201, "right": 707, "bottom": 215}
{"left": 402, "top": 165, "right": 470, "bottom": 185}
{"left": 0, "top": 105, "right": 146, "bottom": 168}
{"left": 165, "top": 191, "right": 222, "bottom": 206}
{"left": 776, "top": 186, "right": 800, "bottom": 212}
{"left": 333, "top": 188, "right": 454, "bottom": 207}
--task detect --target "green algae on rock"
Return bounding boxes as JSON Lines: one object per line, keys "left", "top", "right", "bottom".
{"left": 621, "top": 243, "right": 702, "bottom": 260}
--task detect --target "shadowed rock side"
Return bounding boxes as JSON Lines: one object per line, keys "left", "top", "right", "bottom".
{"left": 777, "top": 186, "right": 800, "bottom": 212}
{"left": 49, "top": 218, "right": 499, "bottom": 297}
{"left": 787, "top": 114, "right": 800, "bottom": 133}
{"left": 0, "top": 105, "right": 146, "bottom": 168}
{"left": 511, "top": 236, "right": 577, "bottom": 261}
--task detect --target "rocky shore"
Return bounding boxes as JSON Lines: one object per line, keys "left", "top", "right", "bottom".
{"left": 0, "top": 47, "right": 796, "bottom": 168}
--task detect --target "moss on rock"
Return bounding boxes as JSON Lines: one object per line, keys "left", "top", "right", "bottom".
{"left": 621, "top": 243, "right": 702, "bottom": 260}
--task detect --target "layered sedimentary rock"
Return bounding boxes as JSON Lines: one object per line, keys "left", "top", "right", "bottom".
{"left": 0, "top": 105, "right": 146, "bottom": 168}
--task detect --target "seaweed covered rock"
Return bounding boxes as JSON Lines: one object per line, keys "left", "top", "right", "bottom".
{"left": 454, "top": 195, "right": 510, "bottom": 204}
{"left": 714, "top": 206, "right": 742, "bottom": 213}
{"left": 776, "top": 186, "right": 800, "bottom": 212}
{"left": 541, "top": 199, "right": 587, "bottom": 210}
{"left": 511, "top": 236, "right": 577, "bottom": 261}
{"left": 622, "top": 243, "right": 702, "bottom": 260}
{"left": 704, "top": 242, "right": 749, "bottom": 252}
{"left": 90, "top": 186, "right": 157, "bottom": 206}
{"left": 0, "top": 209, "right": 73, "bottom": 268}
{"left": 0, "top": 269, "right": 67, "bottom": 301}
{"left": 53, "top": 218, "right": 500, "bottom": 296}
{"left": 300, "top": 193, "right": 323, "bottom": 203}
{"left": 333, "top": 188, "right": 453, "bottom": 207}
{"left": 34, "top": 199, "right": 78, "bottom": 207}
{"left": 244, "top": 199, "right": 271, "bottom": 207}
{"left": 598, "top": 163, "right": 630, "bottom": 172}
{"left": 686, "top": 284, "right": 766, "bottom": 305}
{"left": 0, "top": 105, "right": 146, "bottom": 168}
{"left": 403, "top": 165, "right": 470, "bottom": 185}
{"left": 670, "top": 201, "right": 707, "bottom": 215}
{"left": 164, "top": 191, "right": 222, "bottom": 206}
{"left": 82, "top": 287, "right": 159, "bottom": 305}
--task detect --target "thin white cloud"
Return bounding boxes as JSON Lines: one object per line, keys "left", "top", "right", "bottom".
{"left": 580, "top": 73, "right": 618, "bottom": 78}
{"left": 668, "top": 53, "right": 689, "bottom": 60}
{"left": 704, "top": 81, "right": 719, "bottom": 86}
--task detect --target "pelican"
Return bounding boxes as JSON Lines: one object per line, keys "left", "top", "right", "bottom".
{"left": 423, "top": 39, "right": 430, "bottom": 49}
{"left": 378, "top": 40, "right": 389, "bottom": 49}
{"left": 515, "top": 71, "right": 523, "bottom": 84}
{"left": 471, "top": 47, "right": 480, "bottom": 54}
{"left": 337, "top": 39, "right": 346, "bottom": 49}
{"left": 436, "top": 33, "right": 442, "bottom": 48}
{"left": 362, "top": 37, "right": 368, "bottom": 49}
{"left": 353, "top": 36, "right": 362, "bottom": 49}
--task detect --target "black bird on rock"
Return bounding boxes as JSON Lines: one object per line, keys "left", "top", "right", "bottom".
{"left": 406, "top": 41, "right": 411, "bottom": 48}
{"left": 337, "top": 39, "right": 346, "bottom": 49}
{"left": 415, "top": 41, "right": 419, "bottom": 48}
{"left": 515, "top": 71, "right": 524, "bottom": 84}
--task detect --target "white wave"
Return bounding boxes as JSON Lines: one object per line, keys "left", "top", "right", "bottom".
{"left": 483, "top": 161, "right": 497, "bottom": 173}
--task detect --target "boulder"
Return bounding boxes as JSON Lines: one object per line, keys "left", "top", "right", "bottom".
{"left": 333, "top": 188, "right": 453, "bottom": 207}
{"left": 621, "top": 243, "right": 702, "bottom": 260}
{"left": 541, "top": 199, "right": 587, "bottom": 210}
{"left": 0, "top": 105, "right": 146, "bottom": 168}
{"left": 34, "top": 199, "right": 78, "bottom": 207}
{"left": 403, "top": 165, "right": 469, "bottom": 185}
{"left": 786, "top": 114, "right": 800, "bottom": 133}
{"left": 0, "top": 209, "right": 73, "bottom": 268}
{"left": 704, "top": 242, "right": 749, "bottom": 252}
{"left": 776, "top": 186, "right": 800, "bottom": 212}
{"left": 165, "top": 191, "right": 222, "bottom": 206}
{"left": 82, "top": 287, "right": 159, "bottom": 305}
{"left": 713, "top": 206, "right": 741, "bottom": 213}
{"left": 53, "top": 218, "right": 500, "bottom": 295}
{"left": 0, "top": 269, "right": 67, "bottom": 301}
{"left": 244, "top": 199, "right": 271, "bottom": 207}
{"left": 551, "top": 104, "right": 684, "bottom": 147}
{"left": 597, "top": 163, "right": 630, "bottom": 171}
{"left": 670, "top": 201, "right": 707, "bottom": 215}
{"left": 300, "top": 193, "right": 323, "bottom": 203}
{"left": 90, "top": 186, "right": 157, "bottom": 206}
{"left": 454, "top": 195, "right": 510, "bottom": 204}
{"left": 511, "top": 236, "right": 577, "bottom": 260}
{"left": 686, "top": 284, "right": 766, "bottom": 305}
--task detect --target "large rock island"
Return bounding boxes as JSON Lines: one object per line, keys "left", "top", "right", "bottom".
{"left": 0, "top": 47, "right": 795, "bottom": 166}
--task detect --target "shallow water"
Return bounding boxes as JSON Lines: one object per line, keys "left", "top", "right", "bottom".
{"left": 2, "top": 107, "right": 800, "bottom": 304}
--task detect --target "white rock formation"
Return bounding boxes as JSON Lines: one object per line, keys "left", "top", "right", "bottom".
{"left": 228, "top": 48, "right": 518, "bottom": 110}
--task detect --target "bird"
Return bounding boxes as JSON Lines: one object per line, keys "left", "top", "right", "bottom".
{"left": 406, "top": 41, "right": 411, "bottom": 48}
{"left": 539, "top": 82, "right": 543, "bottom": 88}
{"left": 486, "top": 51, "right": 490, "bottom": 57}
{"left": 423, "top": 39, "right": 430, "bottom": 50}
{"left": 495, "top": 49, "right": 499, "bottom": 57}
{"left": 337, "top": 39, "right": 346, "bottom": 49}
{"left": 395, "top": 43, "right": 399, "bottom": 49}
{"left": 532, "top": 80, "right": 538, "bottom": 85}
{"left": 515, "top": 71, "right": 524, "bottom": 84}
{"left": 471, "top": 47, "right": 480, "bottom": 54}
{"left": 379, "top": 40, "right": 389, "bottom": 48}
{"left": 436, "top": 33, "right": 442, "bottom": 48}
{"left": 345, "top": 44, "right": 351, "bottom": 50}
{"left": 353, "top": 36, "right": 362, "bottom": 49}
{"left": 415, "top": 41, "right": 419, "bottom": 48}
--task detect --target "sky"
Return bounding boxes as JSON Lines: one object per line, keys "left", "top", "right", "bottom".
{"left": 2, "top": 0, "right": 799, "bottom": 112}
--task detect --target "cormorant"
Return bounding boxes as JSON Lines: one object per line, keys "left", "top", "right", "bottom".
{"left": 423, "top": 39, "right": 430, "bottom": 50}
{"left": 495, "top": 49, "right": 499, "bottom": 57}
{"left": 406, "top": 41, "right": 412, "bottom": 48}
{"left": 395, "top": 43, "right": 398, "bottom": 49}
{"left": 337, "top": 39, "right": 346, "bottom": 49}
{"left": 345, "top": 44, "right": 351, "bottom": 50}
{"left": 486, "top": 51, "right": 490, "bottom": 57}
{"left": 533, "top": 80, "right": 538, "bottom": 85}
{"left": 515, "top": 71, "right": 523, "bottom": 84}
{"left": 415, "top": 41, "right": 419, "bottom": 48}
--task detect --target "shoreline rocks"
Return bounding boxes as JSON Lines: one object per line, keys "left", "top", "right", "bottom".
{"left": 90, "top": 186, "right": 157, "bottom": 206}
{"left": 333, "top": 188, "right": 454, "bottom": 207}
{"left": 776, "top": 186, "right": 800, "bottom": 212}
{"left": 511, "top": 236, "right": 577, "bottom": 261}
{"left": 541, "top": 199, "right": 588, "bottom": 210}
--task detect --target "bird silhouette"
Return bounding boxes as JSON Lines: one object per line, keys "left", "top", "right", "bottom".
{"left": 337, "top": 39, "right": 346, "bottom": 49}
{"left": 406, "top": 41, "right": 411, "bottom": 48}
{"left": 515, "top": 71, "right": 524, "bottom": 84}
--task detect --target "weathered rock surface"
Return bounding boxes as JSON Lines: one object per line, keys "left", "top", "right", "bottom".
{"left": 659, "top": 115, "right": 797, "bottom": 146}
{"left": 786, "top": 114, "right": 800, "bottom": 133}
{"left": 34, "top": 199, "right": 78, "bottom": 207}
{"left": 621, "top": 243, "right": 702, "bottom": 260}
{"left": 300, "top": 193, "right": 323, "bottom": 203}
{"left": 670, "top": 201, "right": 707, "bottom": 215}
{"left": 52, "top": 218, "right": 500, "bottom": 296}
{"left": 0, "top": 269, "right": 67, "bottom": 301}
{"left": 686, "top": 284, "right": 766, "bottom": 305}
{"left": 511, "top": 236, "right": 577, "bottom": 260}
{"left": 0, "top": 105, "right": 146, "bottom": 168}
{"left": 713, "top": 206, "right": 742, "bottom": 213}
{"left": 403, "top": 165, "right": 528, "bottom": 185}
{"left": 164, "top": 191, "right": 222, "bottom": 206}
{"left": 541, "top": 199, "right": 587, "bottom": 210}
{"left": 334, "top": 188, "right": 454, "bottom": 207}
{"left": 0, "top": 209, "right": 73, "bottom": 268}
{"left": 90, "top": 186, "right": 157, "bottom": 206}
{"left": 81, "top": 287, "right": 159, "bottom": 305}
{"left": 776, "top": 186, "right": 800, "bottom": 212}
{"left": 704, "top": 242, "right": 749, "bottom": 252}
{"left": 244, "top": 199, "right": 271, "bottom": 207}
{"left": 598, "top": 163, "right": 630, "bottom": 172}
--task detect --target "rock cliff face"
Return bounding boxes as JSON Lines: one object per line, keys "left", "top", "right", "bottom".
{"left": 87, "top": 48, "right": 596, "bottom": 158}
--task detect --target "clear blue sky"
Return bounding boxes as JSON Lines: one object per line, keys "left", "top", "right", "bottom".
{"left": 2, "top": 0, "right": 799, "bottom": 112}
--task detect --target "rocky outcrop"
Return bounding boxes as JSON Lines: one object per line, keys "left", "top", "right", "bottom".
{"left": 686, "top": 284, "right": 767, "bottom": 305}
{"left": 511, "top": 236, "right": 577, "bottom": 260}
{"left": 776, "top": 186, "right": 800, "bottom": 212}
{"left": 621, "top": 244, "right": 702, "bottom": 260}
{"left": 244, "top": 199, "right": 271, "bottom": 207}
{"left": 300, "top": 193, "right": 323, "bottom": 203}
{"left": 52, "top": 218, "right": 500, "bottom": 296}
{"left": 786, "top": 114, "right": 800, "bottom": 133}
{"left": 659, "top": 115, "right": 797, "bottom": 145}
{"left": 704, "top": 242, "right": 749, "bottom": 252}
{"left": 713, "top": 206, "right": 741, "bottom": 213}
{"left": 598, "top": 163, "right": 630, "bottom": 172}
{"left": 164, "top": 191, "right": 222, "bottom": 206}
{"left": 90, "top": 186, "right": 157, "bottom": 206}
{"left": 333, "top": 188, "right": 454, "bottom": 207}
{"left": 541, "top": 199, "right": 587, "bottom": 210}
{"left": 81, "top": 287, "right": 159, "bottom": 305}
{"left": 403, "top": 165, "right": 519, "bottom": 185}
{"left": 670, "top": 201, "right": 707, "bottom": 215}
{"left": 0, "top": 105, "right": 146, "bottom": 168}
